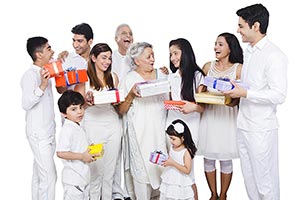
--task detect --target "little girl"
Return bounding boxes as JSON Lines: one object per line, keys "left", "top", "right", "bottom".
{"left": 160, "top": 119, "right": 197, "bottom": 200}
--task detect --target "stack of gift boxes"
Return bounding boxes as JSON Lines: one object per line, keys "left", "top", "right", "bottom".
{"left": 44, "top": 60, "right": 88, "bottom": 87}
{"left": 195, "top": 76, "right": 248, "bottom": 105}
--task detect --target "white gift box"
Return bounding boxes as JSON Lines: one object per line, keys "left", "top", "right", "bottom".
{"left": 136, "top": 80, "right": 170, "bottom": 97}
{"left": 149, "top": 150, "right": 168, "bottom": 165}
{"left": 204, "top": 76, "right": 249, "bottom": 92}
{"left": 93, "top": 89, "right": 125, "bottom": 104}
{"left": 195, "top": 92, "right": 231, "bottom": 105}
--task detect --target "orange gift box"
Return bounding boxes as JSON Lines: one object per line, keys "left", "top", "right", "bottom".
{"left": 163, "top": 100, "right": 185, "bottom": 110}
{"left": 44, "top": 61, "right": 64, "bottom": 77}
{"left": 55, "top": 69, "right": 88, "bottom": 87}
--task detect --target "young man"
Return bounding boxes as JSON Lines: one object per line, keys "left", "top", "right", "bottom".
{"left": 21, "top": 36, "right": 57, "bottom": 200}
{"left": 224, "top": 4, "right": 288, "bottom": 200}
{"left": 57, "top": 23, "right": 94, "bottom": 96}
{"left": 57, "top": 90, "right": 98, "bottom": 200}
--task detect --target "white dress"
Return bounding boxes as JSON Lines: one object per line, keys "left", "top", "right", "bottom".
{"left": 198, "top": 61, "right": 239, "bottom": 160}
{"left": 121, "top": 70, "right": 168, "bottom": 190}
{"left": 160, "top": 148, "right": 194, "bottom": 200}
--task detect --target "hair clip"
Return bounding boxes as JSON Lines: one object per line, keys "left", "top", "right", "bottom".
{"left": 173, "top": 122, "right": 184, "bottom": 134}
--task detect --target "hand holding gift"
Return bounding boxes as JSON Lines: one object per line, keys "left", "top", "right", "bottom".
{"left": 204, "top": 76, "right": 248, "bottom": 92}
{"left": 88, "top": 143, "right": 104, "bottom": 159}
{"left": 149, "top": 150, "right": 168, "bottom": 165}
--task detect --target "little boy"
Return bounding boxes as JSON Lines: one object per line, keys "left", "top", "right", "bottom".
{"left": 57, "top": 90, "right": 98, "bottom": 199}
{"left": 21, "top": 36, "right": 57, "bottom": 200}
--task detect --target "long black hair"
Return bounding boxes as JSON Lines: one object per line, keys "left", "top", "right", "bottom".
{"left": 169, "top": 38, "right": 205, "bottom": 102}
{"left": 218, "top": 32, "right": 243, "bottom": 64}
{"left": 166, "top": 119, "right": 197, "bottom": 159}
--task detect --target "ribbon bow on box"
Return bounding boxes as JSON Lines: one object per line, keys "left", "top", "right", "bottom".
{"left": 55, "top": 67, "right": 88, "bottom": 87}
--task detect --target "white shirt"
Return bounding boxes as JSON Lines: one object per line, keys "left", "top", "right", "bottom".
{"left": 112, "top": 50, "right": 132, "bottom": 84}
{"left": 238, "top": 36, "right": 288, "bottom": 131}
{"left": 57, "top": 119, "right": 90, "bottom": 186}
{"left": 21, "top": 64, "right": 55, "bottom": 138}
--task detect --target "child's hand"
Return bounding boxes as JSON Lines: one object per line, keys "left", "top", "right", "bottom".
{"left": 81, "top": 149, "right": 96, "bottom": 163}
{"left": 161, "top": 157, "right": 175, "bottom": 167}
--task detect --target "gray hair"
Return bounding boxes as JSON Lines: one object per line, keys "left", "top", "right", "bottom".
{"left": 115, "top": 23, "right": 131, "bottom": 38}
{"left": 127, "top": 42, "right": 153, "bottom": 68}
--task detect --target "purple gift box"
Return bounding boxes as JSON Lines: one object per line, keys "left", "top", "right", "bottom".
{"left": 149, "top": 150, "right": 168, "bottom": 165}
{"left": 204, "top": 76, "right": 249, "bottom": 92}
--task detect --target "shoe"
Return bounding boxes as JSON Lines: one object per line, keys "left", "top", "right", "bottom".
{"left": 124, "top": 198, "right": 132, "bottom": 200}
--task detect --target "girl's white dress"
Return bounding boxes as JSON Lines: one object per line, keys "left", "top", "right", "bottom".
{"left": 198, "top": 61, "right": 239, "bottom": 160}
{"left": 160, "top": 147, "right": 194, "bottom": 200}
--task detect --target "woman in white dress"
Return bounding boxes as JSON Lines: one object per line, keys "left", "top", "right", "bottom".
{"left": 160, "top": 119, "right": 197, "bottom": 200}
{"left": 81, "top": 43, "right": 122, "bottom": 200}
{"left": 198, "top": 33, "right": 243, "bottom": 200}
{"left": 117, "top": 42, "right": 168, "bottom": 200}
{"left": 167, "top": 38, "right": 205, "bottom": 199}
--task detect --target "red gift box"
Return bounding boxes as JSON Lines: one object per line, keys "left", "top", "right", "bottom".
{"left": 44, "top": 61, "right": 64, "bottom": 77}
{"left": 164, "top": 100, "right": 185, "bottom": 110}
{"left": 55, "top": 69, "right": 88, "bottom": 87}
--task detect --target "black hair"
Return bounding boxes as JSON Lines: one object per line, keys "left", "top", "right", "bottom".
{"left": 166, "top": 119, "right": 197, "bottom": 159}
{"left": 58, "top": 90, "right": 85, "bottom": 114}
{"left": 26, "top": 36, "right": 48, "bottom": 61}
{"left": 236, "top": 3, "right": 269, "bottom": 34}
{"left": 71, "top": 23, "right": 94, "bottom": 41}
{"left": 88, "top": 43, "right": 114, "bottom": 90}
{"left": 169, "top": 38, "right": 205, "bottom": 102}
{"left": 218, "top": 32, "right": 243, "bottom": 64}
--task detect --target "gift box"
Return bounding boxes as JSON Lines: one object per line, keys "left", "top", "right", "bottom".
{"left": 55, "top": 68, "right": 88, "bottom": 87}
{"left": 164, "top": 100, "right": 185, "bottom": 110}
{"left": 136, "top": 80, "right": 170, "bottom": 97}
{"left": 88, "top": 143, "right": 103, "bottom": 158}
{"left": 93, "top": 89, "right": 125, "bottom": 104}
{"left": 149, "top": 150, "right": 168, "bottom": 165}
{"left": 44, "top": 61, "right": 64, "bottom": 77}
{"left": 203, "top": 76, "right": 248, "bottom": 92}
{"left": 195, "top": 92, "right": 231, "bottom": 105}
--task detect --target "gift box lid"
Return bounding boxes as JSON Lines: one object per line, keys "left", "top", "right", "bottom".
{"left": 163, "top": 100, "right": 185, "bottom": 110}
{"left": 195, "top": 92, "right": 231, "bottom": 105}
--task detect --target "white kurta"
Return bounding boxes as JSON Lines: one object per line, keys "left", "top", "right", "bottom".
{"left": 121, "top": 70, "right": 168, "bottom": 190}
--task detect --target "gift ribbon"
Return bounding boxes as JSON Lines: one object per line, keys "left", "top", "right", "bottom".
{"left": 213, "top": 78, "right": 234, "bottom": 90}
{"left": 115, "top": 89, "right": 120, "bottom": 102}
{"left": 52, "top": 62, "right": 59, "bottom": 75}
{"left": 155, "top": 152, "right": 161, "bottom": 164}
{"left": 64, "top": 71, "right": 80, "bottom": 86}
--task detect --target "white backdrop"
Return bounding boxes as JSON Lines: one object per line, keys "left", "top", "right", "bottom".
{"left": 1, "top": 0, "right": 298, "bottom": 199}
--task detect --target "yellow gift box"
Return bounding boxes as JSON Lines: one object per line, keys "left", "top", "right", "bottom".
{"left": 195, "top": 92, "right": 231, "bottom": 105}
{"left": 88, "top": 143, "right": 103, "bottom": 158}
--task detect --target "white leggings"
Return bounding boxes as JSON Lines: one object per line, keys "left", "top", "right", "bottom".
{"left": 204, "top": 158, "right": 233, "bottom": 174}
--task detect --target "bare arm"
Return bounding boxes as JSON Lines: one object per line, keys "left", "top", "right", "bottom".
{"left": 57, "top": 149, "right": 96, "bottom": 163}
{"left": 162, "top": 150, "right": 192, "bottom": 174}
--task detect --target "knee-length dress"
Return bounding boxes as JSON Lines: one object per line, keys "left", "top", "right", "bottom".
{"left": 198, "top": 61, "right": 239, "bottom": 160}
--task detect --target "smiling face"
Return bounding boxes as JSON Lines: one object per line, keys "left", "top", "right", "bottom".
{"left": 63, "top": 104, "right": 85, "bottom": 124}
{"left": 214, "top": 36, "right": 230, "bottom": 60}
{"left": 237, "top": 16, "right": 257, "bottom": 45}
{"left": 135, "top": 47, "right": 155, "bottom": 71}
{"left": 169, "top": 44, "right": 182, "bottom": 68}
{"left": 92, "top": 51, "right": 112, "bottom": 72}
{"left": 72, "top": 34, "right": 91, "bottom": 56}
{"left": 115, "top": 25, "right": 133, "bottom": 55}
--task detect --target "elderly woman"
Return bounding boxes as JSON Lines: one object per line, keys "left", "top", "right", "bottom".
{"left": 117, "top": 42, "right": 168, "bottom": 200}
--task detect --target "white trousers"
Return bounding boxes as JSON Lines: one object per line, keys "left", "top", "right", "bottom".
{"left": 28, "top": 135, "right": 57, "bottom": 200}
{"left": 237, "top": 129, "right": 280, "bottom": 200}
{"left": 63, "top": 183, "right": 90, "bottom": 200}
